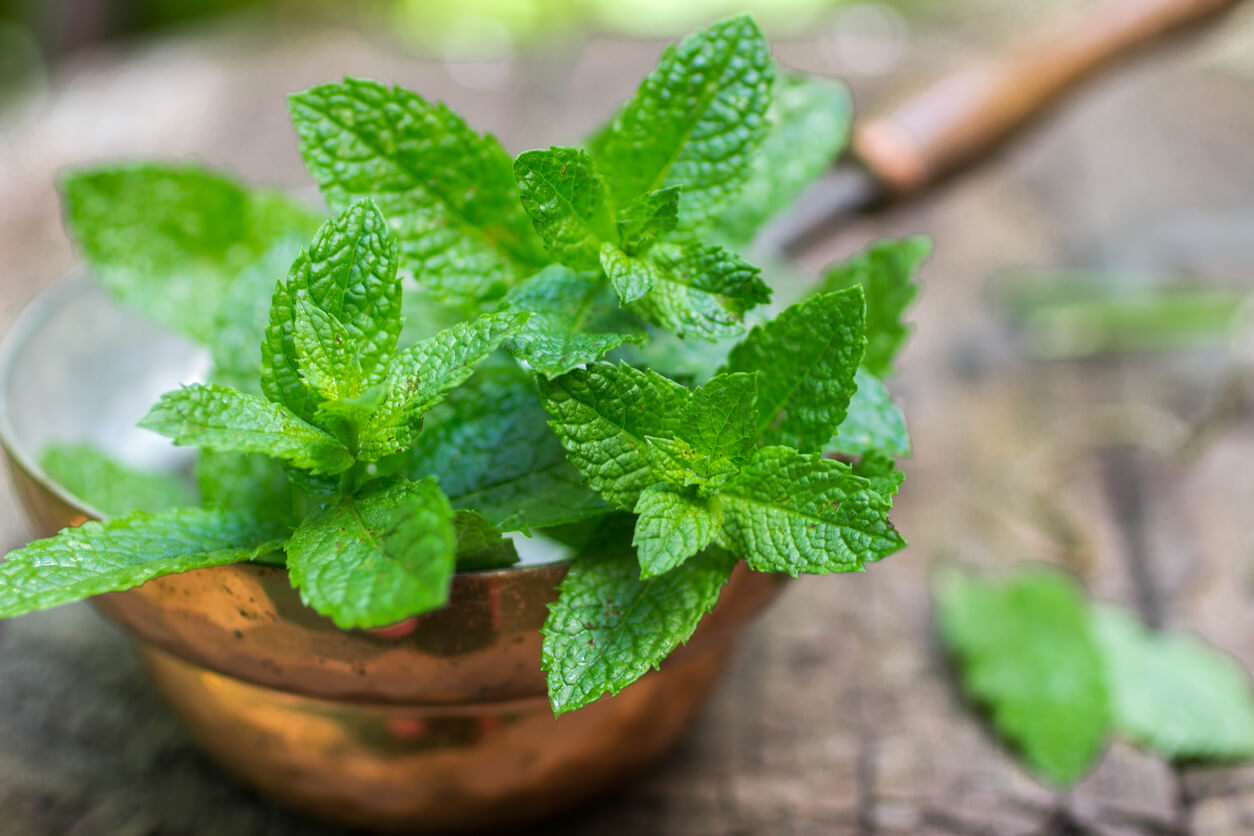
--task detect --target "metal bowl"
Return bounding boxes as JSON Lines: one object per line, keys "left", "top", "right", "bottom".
{"left": 0, "top": 277, "right": 787, "bottom": 832}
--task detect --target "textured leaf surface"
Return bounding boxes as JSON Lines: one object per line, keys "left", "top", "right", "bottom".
{"left": 632, "top": 485, "right": 721, "bottom": 577}
{"left": 934, "top": 565, "right": 1110, "bottom": 787}
{"left": 291, "top": 78, "right": 546, "bottom": 300}
{"left": 61, "top": 163, "right": 320, "bottom": 343}
{"left": 0, "top": 507, "right": 284, "bottom": 618}
{"left": 682, "top": 372, "right": 758, "bottom": 467}
{"left": 292, "top": 297, "right": 363, "bottom": 399}
{"left": 40, "top": 442, "right": 195, "bottom": 516}
{"left": 538, "top": 363, "right": 687, "bottom": 508}
{"left": 819, "top": 237, "right": 930, "bottom": 377}
{"left": 141, "top": 384, "right": 353, "bottom": 474}
{"left": 828, "top": 368, "right": 911, "bottom": 458}
{"left": 398, "top": 369, "right": 609, "bottom": 531}
{"left": 1095, "top": 606, "right": 1254, "bottom": 761}
{"left": 630, "top": 244, "right": 771, "bottom": 340}
{"left": 502, "top": 265, "right": 643, "bottom": 378}
{"left": 287, "top": 479, "right": 456, "bottom": 629}
{"left": 617, "top": 186, "right": 680, "bottom": 254}
{"left": 717, "top": 447, "right": 903, "bottom": 574}
{"left": 600, "top": 244, "right": 660, "bottom": 304}
{"left": 261, "top": 200, "right": 401, "bottom": 421}
{"left": 715, "top": 71, "right": 852, "bottom": 244}
{"left": 542, "top": 524, "right": 735, "bottom": 715}
{"left": 590, "top": 15, "right": 773, "bottom": 227}
{"left": 515, "top": 147, "right": 614, "bottom": 270}
{"left": 453, "top": 510, "right": 520, "bottom": 571}
{"left": 724, "top": 287, "right": 865, "bottom": 450}
{"left": 356, "top": 313, "right": 529, "bottom": 460}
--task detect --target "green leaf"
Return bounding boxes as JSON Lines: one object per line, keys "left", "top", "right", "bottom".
{"left": 632, "top": 485, "right": 722, "bottom": 578}
{"left": 61, "top": 163, "right": 321, "bottom": 343}
{"left": 538, "top": 362, "right": 687, "bottom": 508}
{"left": 501, "top": 265, "right": 643, "bottom": 378}
{"left": 600, "top": 243, "right": 660, "bottom": 305}
{"left": 196, "top": 450, "right": 295, "bottom": 521}
{"left": 0, "top": 507, "right": 285, "bottom": 618}
{"left": 682, "top": 371, "right": 759, "bottom": 467}
{"left": 515, "top": 147, "right": 615, "bottom": 270}
{"left": 291, "top": 78, "right": 546, "bottom": 301}
{"left": 724, "top": 287, "right": 865, "bottom": 450}
{"left": 453, "top": 510, "right": 520, "bottom": 571}
{"left": 141, "top": 384, "right": 354, "bottom": 475}
{"left": 1094, "top": 606, "right": 1254, "bottom": 761}
{"left": 541, "top": 523, "right": 736, "bottom": 715}
{"left": 589, "top": 15, "right": 774, "bottom": 228}
{"left": 39, "top": 442, "right": 196, "bottom": 516}
{"left": 715, "top": 71, "right": 852, "bottom": 245}
{"left": 208, "top": 243, "right": 305, "bottom": 395}
{"left": 287, "top": 479, "right": 456, "bottom": 629}
{"left": 819, "top": 237, "right": 930, "bottom": 377}
{"left": 397, "top": 368, "right": 609, "bottom": 531}
{"left": 934, "top": 565, "right": 1110, "bottom": 787}
{"left": 617, "top": 186, "right": 680, "bottom": 254}
{"left": 828, "top": 368, "right": 911, "bottom": 458}
{"left": 292, "top": 297, "right": 363, "bottom": 399}
{"left": 355, "top": 312, "right": 530, "bottom": 460}
{"left": 717, "top": 446, "right": 903, "bottom": 574}
{"left": 630, "top": 243, "right": 771, "bottom": 340}
{"left": 261, "top": 200, "right": 402, "bottom": 422}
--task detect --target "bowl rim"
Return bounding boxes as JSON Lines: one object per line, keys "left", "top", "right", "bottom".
{"left": 0, "top": 274, "right": 576, "bottom": 581}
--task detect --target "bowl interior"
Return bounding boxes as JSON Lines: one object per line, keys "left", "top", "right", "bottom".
{"left": 0, "top": 276, "right": 207, "bottom": 517}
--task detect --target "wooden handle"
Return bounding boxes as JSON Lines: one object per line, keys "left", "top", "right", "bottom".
{"left": 854, "top": 0, "right": 1242, "bottom": 195}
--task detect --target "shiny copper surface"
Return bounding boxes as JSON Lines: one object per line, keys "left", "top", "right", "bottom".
{"left": 4, "top": 425, "right": 787, "bottom": 830}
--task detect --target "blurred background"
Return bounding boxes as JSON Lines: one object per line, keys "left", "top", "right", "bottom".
{"left": 3, "top": 1, "right": 1254, "bottom": 834}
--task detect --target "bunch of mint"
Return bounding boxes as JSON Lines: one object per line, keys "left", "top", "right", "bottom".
{"left": 0, "top": 15, "right": 928, "bottom": 715}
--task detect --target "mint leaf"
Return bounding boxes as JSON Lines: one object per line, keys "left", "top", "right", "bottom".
{"left": 61, "top": 164, "right": 321, "bottom": 343}
{"left": 40, "top": 442, "right": 196, "bottom": 516}
{"left": 632, "top": 485, "right": 721, "bottom": 577}
{"left": 725, "top": 287, "right": 865, "bottom": 450}
{"left": 828, "top": 368, "right": 911, "bottom": 458}
{"left": 682, "top": 371, "right": 758, "bottom": 467}
{"left": 291, "top": 78, "right": 546, "bottom": 300}
{"left": 934, "top": 565, "right": 1110, "bottom": 787}
{"left": 355, "top": 312, "right": 529, "bottom": 460}
{"left": 141, "top": 383, "right": 354, "bottom": 475}
{"left": 590, "top": 15, "right": 774, "bottom": 228}
{"left": 542, "top": 523, "right": 735, "bottom": 715}
{"left": 630, "top": 243, "right": 771, "bottom": 340}
{"left": 717, "top": 446, "right": 903, "bottom": 574}
{"left": 262, "top": 200, "right": 401, "bottom": 422}
{"left": 617, "top": 186, "right": 680, "bottom": 254}
{"left": 715, "top": 71, "right": 852, "bottom": 244}
{"left": 0, "top": 507, "right": 284, "bottom": 618}
{"left": 1095, "top": 606, "right": 1254, "bottom": 761}
{"left": 453, "top": 510, "right": 520, "bottom": 571}
{"left": 209, "top": 244, "right": 304, "bottom": 395}
{"left": 196, "top": 450, "right": 294, "bottom": 520}
{"left": 538, "top": 362, "right": 687, "bottom": 508}
{"left": 287, "top": 479, "right": 456, "bottom": 629}
{"left": 515, "top": 147, "right": 615, "bottom": 270}
{"left": 599, "top": 244, "right": 660, "bottom": 305}
{"left": 400, "top": 368, "right": 609, "bottom": 531}
{"left": 819, "top": 237, "right": 930, "bottom": 377}
{"left": 502, "top": 265, "right": 643, "bottom": 378}
{"left": 292, "top": 297, "right": 363, "bottom": 399}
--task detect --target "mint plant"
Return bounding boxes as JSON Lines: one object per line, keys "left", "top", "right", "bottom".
{"left": 1, "top": 15, "right": 927, "bottom": 715}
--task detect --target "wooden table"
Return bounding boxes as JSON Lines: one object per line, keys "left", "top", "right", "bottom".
{"left": 3, "top": 10, "right": 1254, "bottom": 834}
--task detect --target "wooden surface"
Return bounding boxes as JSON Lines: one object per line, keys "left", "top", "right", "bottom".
{"left": 3, "top": 9, "right": 1254, "bottom": 834}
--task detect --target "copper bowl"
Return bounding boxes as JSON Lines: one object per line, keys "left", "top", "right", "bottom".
{"left": 0, "top": 278, "right": 787, "bottom": 832}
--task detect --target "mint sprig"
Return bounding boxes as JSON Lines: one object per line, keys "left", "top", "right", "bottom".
{"left": 11, "top": 15, "right": 927, "bottom": 716}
